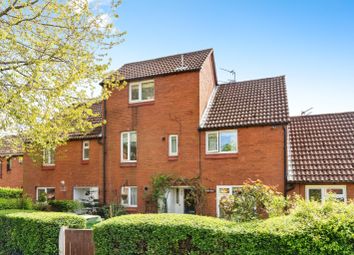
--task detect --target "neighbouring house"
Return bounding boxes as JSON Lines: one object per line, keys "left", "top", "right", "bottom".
{"left": 287, "top": 112, "right": 354, "bottom": 202}
{"left": 23, "top": 102, "right": 103, "bottom": 204}
{"left": 13, "top": 48, "right": 354, "bottom": 216}
{"left": 0, "top": 138, "right": 24, "bottom": 188}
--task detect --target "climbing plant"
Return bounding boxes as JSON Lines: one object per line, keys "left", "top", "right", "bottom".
{"left": 144, "top": 173, "right": 206, "bottom": 214}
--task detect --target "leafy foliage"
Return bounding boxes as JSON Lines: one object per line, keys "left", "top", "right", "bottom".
{"left": 93, "top": 200, "right": 354, "bottom": 255}
{"left": 48, "top": 199, "right": 83, "bottom": 212}
{"left": 219, "top": 179, "right": 287, "bottom": 221}
{"left": 0, "top": 187, "right": 23, "bottom": 198}
{"left": 0, "top": 0, "right": 126, "bottom": 154}
{"left": 0, "top": 210, "right": 85, "bottom": 255}
{"left": 96, "top": 203, "right": 127, "bottom": 219}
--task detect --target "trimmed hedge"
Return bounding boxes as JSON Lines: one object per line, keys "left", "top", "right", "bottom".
{"left": 0, "top": 187, "right": 23, "bottom": 199}
{"left": 48, "top": 200, "right": 83, "bottom": 212}
{"left": 0, "top": 210, "right": 85, "bottom": 255}
{"left": 93, "top": 202, "right": 354, "bottom": 255}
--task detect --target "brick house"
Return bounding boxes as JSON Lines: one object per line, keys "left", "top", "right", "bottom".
{"left": 0, "top": 138, "right": 24, "bottom": 188}
{"left": 22, "top": 103, "right": 104, "bottom": 203}
{"left": 16, "top": 48, "right": 354, "bottom": 216}
{"left": 287, "top": 112, "right": 354, "bottom": 202}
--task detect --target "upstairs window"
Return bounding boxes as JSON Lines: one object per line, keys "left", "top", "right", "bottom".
{"left": 129, "top": 80, "right": 155, "bottom": 103}
{"left": 206, "top": 130, "right": 238, "bottom": 154}
{"left": 43, "top": 149, "right": 55, "bottom": 166}
{"left": 121, "top": 186, "right": 137, "bottom": 207}
{"left": 169, "top": 135, "right": 178, "bottom": 156}
{"left": 7, "top": 158, "right": 12, "bottom": 171}
{"left": 121, "top": 131, "right": 137, "bottom": 162}
{"left": 82, "top": 141, "right": 90, "bottom": 160}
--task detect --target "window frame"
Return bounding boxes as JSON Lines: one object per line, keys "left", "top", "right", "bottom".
{"left": 168, "top": 134, "right": 179, "bottom": 157}
{"left": 305, "top": 185, "right": 347, "bottom": 203}
{"left": 82, "top": 141, "right": 90, "bottom": 160}
{"left": 36, "top": 187, "right": 56, "bottom": 201}
{"left": 7, "top": 158, "right": 12, "bottom": 171}
{"left": 43, "top": 149, "right": 55, "bottom": 166}
{"left": 206, "top": 130, "right": 238, "bottom": 154}
{"left": 121, "top": 186, "right": 138, "bottom": 207}
{"left": 129, "top": 80, "right": 155, "bottom": 103}
{"left": 121, "top": 131, "right": 137, "bottom": 163}
{"left": 216, "top": 185, "right": 242, "bottom": 217}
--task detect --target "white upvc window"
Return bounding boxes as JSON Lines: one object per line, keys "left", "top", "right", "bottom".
{"left": 121, "top": 131, "right": 137, "bottom": 162}
{"left": 305, "top": 185, "right": 347, "bottom": 203}
{"left": 169, "top": 134, "right": 178, "bottom": 156}
{"left": 121, "top": 186, "right": 138, "bottom": 207}
{"left": 216, "top": 185, "right": 242, "bottom": 217}
{"left": 129, "top": 80, "right": 155, "bottom": 103}
{"left": 82, "top": 141, "right": 90, "bottom": 160}
{"left": 206, "top": 130, "right": 238, "bottom": 154}
{"left": 43, "top": 149, "right": 55, "bottom": 166}
{"left": 36, "top": 187, "right": 56, "bottom": 201}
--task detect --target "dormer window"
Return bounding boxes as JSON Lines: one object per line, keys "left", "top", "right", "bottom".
{"left": 129, "top": 80, "right": 155, "bottom": 103}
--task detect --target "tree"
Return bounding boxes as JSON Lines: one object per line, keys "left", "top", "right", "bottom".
{"left": 0, "top": 0, "right": 125, "bottom": 153}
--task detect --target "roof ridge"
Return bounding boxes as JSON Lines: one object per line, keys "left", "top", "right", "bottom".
{"left": 218, "top": 75, "right": 285, "bottom": 86}
{"left": 291, "top": 111, "right": 354, "bottom": 119}
{"left": 120, "top": 48, "right": 213, "bottom": 68}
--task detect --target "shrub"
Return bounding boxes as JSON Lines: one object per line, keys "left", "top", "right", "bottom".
{"left": 93, "top": 201, "right": 354, "bottom": 255}
{"left": 96, "top": 204, "right": 127, "bottom": 219}
{"left": 219, "top": 179, "right": 286, "bottom": 221}
{"left": 0, "top": 210, "right": 85, "bottom": 255}
{"left": 0, "top": 197, "right": 33, "bottom": 210}
{"left": 0, "top": 187, "right": 23, "bottom": 199}
{"left": 48, "top": 200, "right": 83, "bottom": 212}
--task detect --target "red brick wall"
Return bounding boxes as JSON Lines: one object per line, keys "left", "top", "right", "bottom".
{"left": 105, "top": 70, "right": 202, "bottom": 209}
{"left": 0, "top": 156, "right": 23, "bottom": 188}
{"left": 291, "top": 183, "right": 354, "bottom": 201}
{"left": 23, "top": 139, "right": 103, "bottom": 201}
{"left": 199, "top": 53, "right": 216, "bottom": 119}
{"left": 201, "top": 125, "right": 286, "bottom": 216}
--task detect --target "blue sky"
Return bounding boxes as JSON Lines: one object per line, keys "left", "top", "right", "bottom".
{"left": 106, "top": 0, "right": 354, "bottom": 116}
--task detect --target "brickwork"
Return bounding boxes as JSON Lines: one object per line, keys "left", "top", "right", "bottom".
{"left": 0, "top": 156, "right": 23, "bottom": 188}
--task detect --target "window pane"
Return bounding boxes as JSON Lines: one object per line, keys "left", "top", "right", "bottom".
{"left": 130, "top": 187, "right": 137, "bottom": 206}
{"left": 130, "top": 132, "right": 137, "bottom": 160}
{"left": 84, "top": 148, "right": 89, "bottom": 159}
{"left": 220, "top": 132, "right": 237, "bottom": 152}
{"left": 326, "top": 188, "right": 343, "bottom": 195}
{"left": 141, "top": 82, "right": 154, "bottom": 100}
{"left": 309, "top": 189, "right": 322, "bottom": 202}
{"left": 121, "top": 187, "right": 129, "bottom": 204}
{"left": 207, "top": 133, "right": 218, "bottom": 152}
{"left": 131, "top": 84, "right": 140, "bottom": 101}
{"left": 170, "top": 136, "right": 177, "bottom": 154}
{"left": 122, "top": 133, "right": 128, "bottom": 160}
{"left": 232, "top": 186, "right": 241, "bottom": 195}
{"left": 219, "top": 187, "right": 230, "bottom": 194}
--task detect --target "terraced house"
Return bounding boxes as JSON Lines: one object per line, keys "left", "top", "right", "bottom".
{"left": 2, "top": 49, "right": 352, "bottom": 216}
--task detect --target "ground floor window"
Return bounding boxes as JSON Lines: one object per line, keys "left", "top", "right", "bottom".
{"left": 73, "top": 187, "right": 99, "bottom": 206}
{"left": 305, "top": 185, "right": 347, "bottom": 203}
{"left": 216, "top": 185, "right": 242, "bottom": 217}
{"left": 121, "top": 186, "right": 137, "bottom": 207}
{"left": 36, "top": 187, "right": 55, "bottom": 202}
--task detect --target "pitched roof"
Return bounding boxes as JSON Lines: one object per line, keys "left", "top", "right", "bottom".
{"left": 68, "top": 102, "right": 103, "bottom": 140}
{"left": 200, "top": 76, "right": 289, "bottom": 129}
{"left": 288, "top": 112, "right": 354, "bottom": 183}
{"left": 116, "top": 49, "right": 213, "bottom": 81}
{"left": 0, "top": 137, "right": 24, "bottom": 157}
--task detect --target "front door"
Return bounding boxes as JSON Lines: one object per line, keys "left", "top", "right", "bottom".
{"left": 166, "top": 187, "right": 195, "bottom": 214}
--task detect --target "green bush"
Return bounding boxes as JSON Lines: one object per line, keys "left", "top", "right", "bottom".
{"left": 0, "top": 187, "right": 23, "bottom": 199}
{"left": 48, "top": 200, "right": 83, "bottom": 212}
{"left": 0, "top": 210, "right": 85, "bottom": 255}
{"left": 96, "top": 204, "right": 127, "bottom": 219}
{"left": 93, "top": 201, "right": 354, "bottom": 255}
{"left": 0, "top": 197, "right": 33, "bottom": 210}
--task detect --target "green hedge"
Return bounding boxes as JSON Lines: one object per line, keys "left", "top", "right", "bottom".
{"left": 0, "top": 210, "right": 85, "bottom": 255}
{"left": 48, "top": 200, "right": 83, "bottom": 212}
{"left": 93, "top": 202, "right": 354, "bottom": 255}
{"left": 0, "top": 187, "right": 23, "bottom": 199}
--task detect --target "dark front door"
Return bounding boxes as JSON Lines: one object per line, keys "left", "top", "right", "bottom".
{"left": 184, "top": 189, "right": 196, "bottom": 214}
